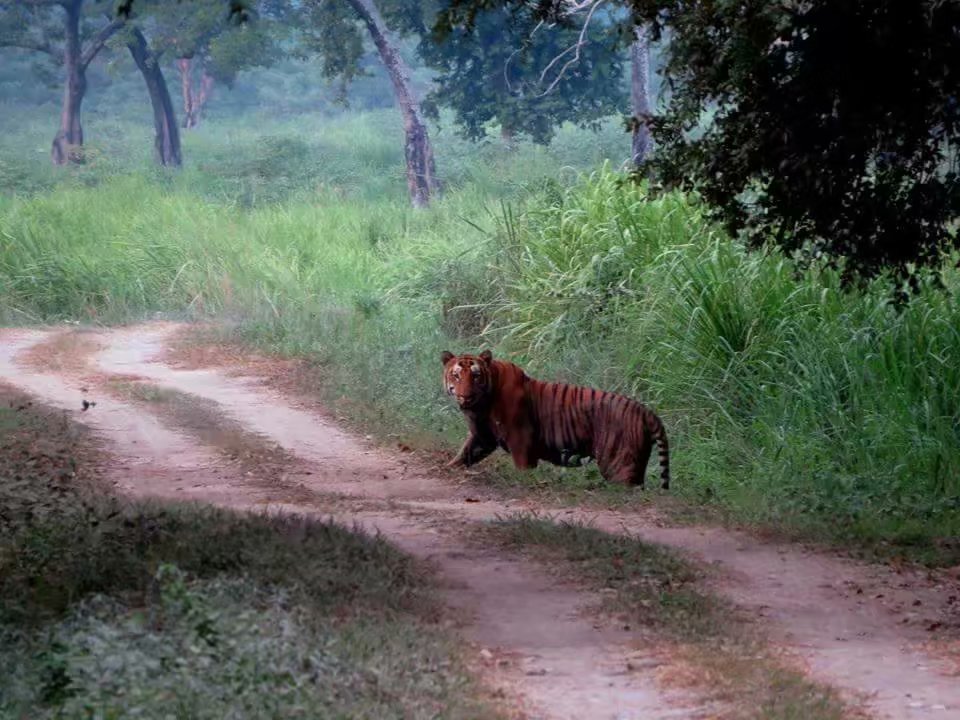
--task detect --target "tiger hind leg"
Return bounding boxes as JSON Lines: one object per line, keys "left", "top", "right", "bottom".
{"left": 602, "top": 446, "right": 652, "bottom": 489}
{"left": 629, "top": 443, "right": 654, "bottom": 488}
{"left": 620, "top": 461, "right": 647, "bottom": 489}
{"left": 595, "top": 452, "right": 639, "bottom": 488}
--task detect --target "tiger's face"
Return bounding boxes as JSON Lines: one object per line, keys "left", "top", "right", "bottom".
{"left": 441, "top": 349, "right": 494, "bottom": 409}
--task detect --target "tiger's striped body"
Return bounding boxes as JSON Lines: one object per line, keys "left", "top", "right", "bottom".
{"left": 441, "top": 350, "right": 670, "bottom": 489}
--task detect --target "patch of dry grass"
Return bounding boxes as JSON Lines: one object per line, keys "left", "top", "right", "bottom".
{"left": 18, "top": 328, "right": 102, "bottom": 376}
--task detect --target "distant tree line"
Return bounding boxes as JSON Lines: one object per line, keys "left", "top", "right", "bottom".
{"left": 3, "top": 0, "right": 958, "bottom": 280}
{"left": 1, "top": 0, "right": 635, "bottom": 210}
{"left": 0, "top": 0, "right": 279, "bottom": 167}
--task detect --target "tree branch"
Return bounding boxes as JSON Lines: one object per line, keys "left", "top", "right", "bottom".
{"left": 536, "top": 0, "right": 605, "bottom": 96}
{"left": 79, "top": 16, "right": 125, "bottom": 69}
{"left": 503, "top": 18, "right": 544, "bottom": 94}
{"left": 0, "top": 38, "right": 58, "bottom": 56}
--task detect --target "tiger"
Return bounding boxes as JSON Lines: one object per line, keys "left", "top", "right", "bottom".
{"left": 441, "top": 349, "right": 670, "bottom": 489}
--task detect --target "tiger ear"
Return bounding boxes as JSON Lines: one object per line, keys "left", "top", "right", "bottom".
{"left": 479, "top": 349, "right": 493, "bottom": 364}
{"left": 441, "top": 351, "right": 455, "bottom": 366}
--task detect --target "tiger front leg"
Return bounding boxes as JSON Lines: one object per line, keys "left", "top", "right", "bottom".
{"left": 510, "top": 448, "right": 539, "bottom": 470}
{"left": 447, "top": 431, "right": 498, "bottom": 468}
{"left": 506, "top": 428, "right": 539, "bottom": 470}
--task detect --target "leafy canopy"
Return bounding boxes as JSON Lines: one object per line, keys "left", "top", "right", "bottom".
{"left": 127, "top": 0, "right": 282, "bottom": 86}
{"left": 436, "top": 0, "right": 960, "bottom": 281}
{"left": 419, "top": 3, "right": 626, "bottom": 144}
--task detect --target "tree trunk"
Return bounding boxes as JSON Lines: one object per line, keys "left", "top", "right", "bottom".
{"left": 176, "top": 58, "right": 214, "bottom": 129}
{"left": 177, "top": 57, "right": 196, "bottom": 129}
{"left": 128, "top": 29, "right": 181, "bottom": 166}
{"left": 51, "top": 3, "right": 125, "bottom": 166}
{"left": 344, "top": 0, "right": 439, "bottom": 208}
{"left": 193, "top": 70, "right": 215, "bottom": 125}
{"left": 630, "top": 24, "right": 652, "bottom": 168}
{"left": 500, "top": 124, "right": 515, "bottom": 148}
{"left": 51, "top": 0, "right": 85, "bottom": 165}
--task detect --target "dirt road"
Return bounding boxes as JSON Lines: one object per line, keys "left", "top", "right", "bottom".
{"left": 1, "top": 323, "right": 957, "bottom": 719}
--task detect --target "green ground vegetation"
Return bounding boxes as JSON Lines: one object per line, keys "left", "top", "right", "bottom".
{"left": 0, "top": 388, "right": 498, "bottom": 718}
{"left": 1, "top": 98, "right": 958, "bottom": 566}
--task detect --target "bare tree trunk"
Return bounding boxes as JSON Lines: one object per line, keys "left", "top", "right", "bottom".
{"left": 51, "top": 2, "right": 125, "bottom": 166}
{"left": 500, "top": 124, "right": 515, "bottom": 148}
{"left": 344, "top": 0, "right": 439, "bottom": 208}
{"left": 51, "top": 0, "right": 85, "bottom": 165}
{"left": 630, "top": 24, "right": 652, "bottom": 168}
{"left": 193, "top": 69, "right": 214, "bottom": 125}
{"left": 177, "top": 57, "right": 196, "bottom": 129}
{"left": 128, "top": 28, "right": 181, "bottom": 166}
{"left": 176, "top": 58, "right": 214, "bottom": 129}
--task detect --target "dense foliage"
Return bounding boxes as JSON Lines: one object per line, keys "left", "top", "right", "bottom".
{"left": 140, "top": 0, "right": 281, "bottom": 86}
{"left": 436, "top": 0, "right": 960, "bottom": 281}
{"left": 418, "top": 5, "right": 626, "bottom": 144}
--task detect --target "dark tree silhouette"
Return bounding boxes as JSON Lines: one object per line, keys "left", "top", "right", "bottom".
{"left": 436, "top": 0, "right": 960, "bottom": 281}
{"left": 126, "top": 26, "right": 181, "bottom": 166}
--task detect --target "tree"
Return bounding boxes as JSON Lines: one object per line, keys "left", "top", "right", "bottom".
{"left": 349, "top": 0, "right": 438, "bottom": 206}
{"left": 0, "top": 0, "right": 125, "bottom": 165}
{"left": 628, "top": 23, "right": 650, "bottom": 166}
{"left": 418, "top": 4, "right": 626, "bottom": 146}
{"left": 116, "top": 0, "right": 440, "bottom": 206}
{"left": 145, "top": 0, "right": 280, "bottom": 128}
{"left": 649, "top": 0, "right": 960, "bottom": 282}
{"left": 176, "top": 56, "right": 211, "bottom": 128}
{"left": 298, "top": 0, "right": 440, "bottom": 207}
{"left": 436, "top": 0, "right": 960, "bottom": 281}
{"left": 125, "top": 24, "right": 181, "bottom": 165}
{"left": 0, "top": 1, "right": 182, "bottom": 166}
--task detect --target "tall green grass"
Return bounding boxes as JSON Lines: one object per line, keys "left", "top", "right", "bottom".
{"left": 1, "top": 110, "right": 957, "bottom": 562}
{"left": 455, "top": 172, "right": 960, "bottom": 554}
{"left": 0, "top": 104, "right": 628, "bottom": 203}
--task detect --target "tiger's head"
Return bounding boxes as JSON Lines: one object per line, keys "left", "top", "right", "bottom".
{"left": 441, "top": 349, "right": 494, "bottom": 410}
